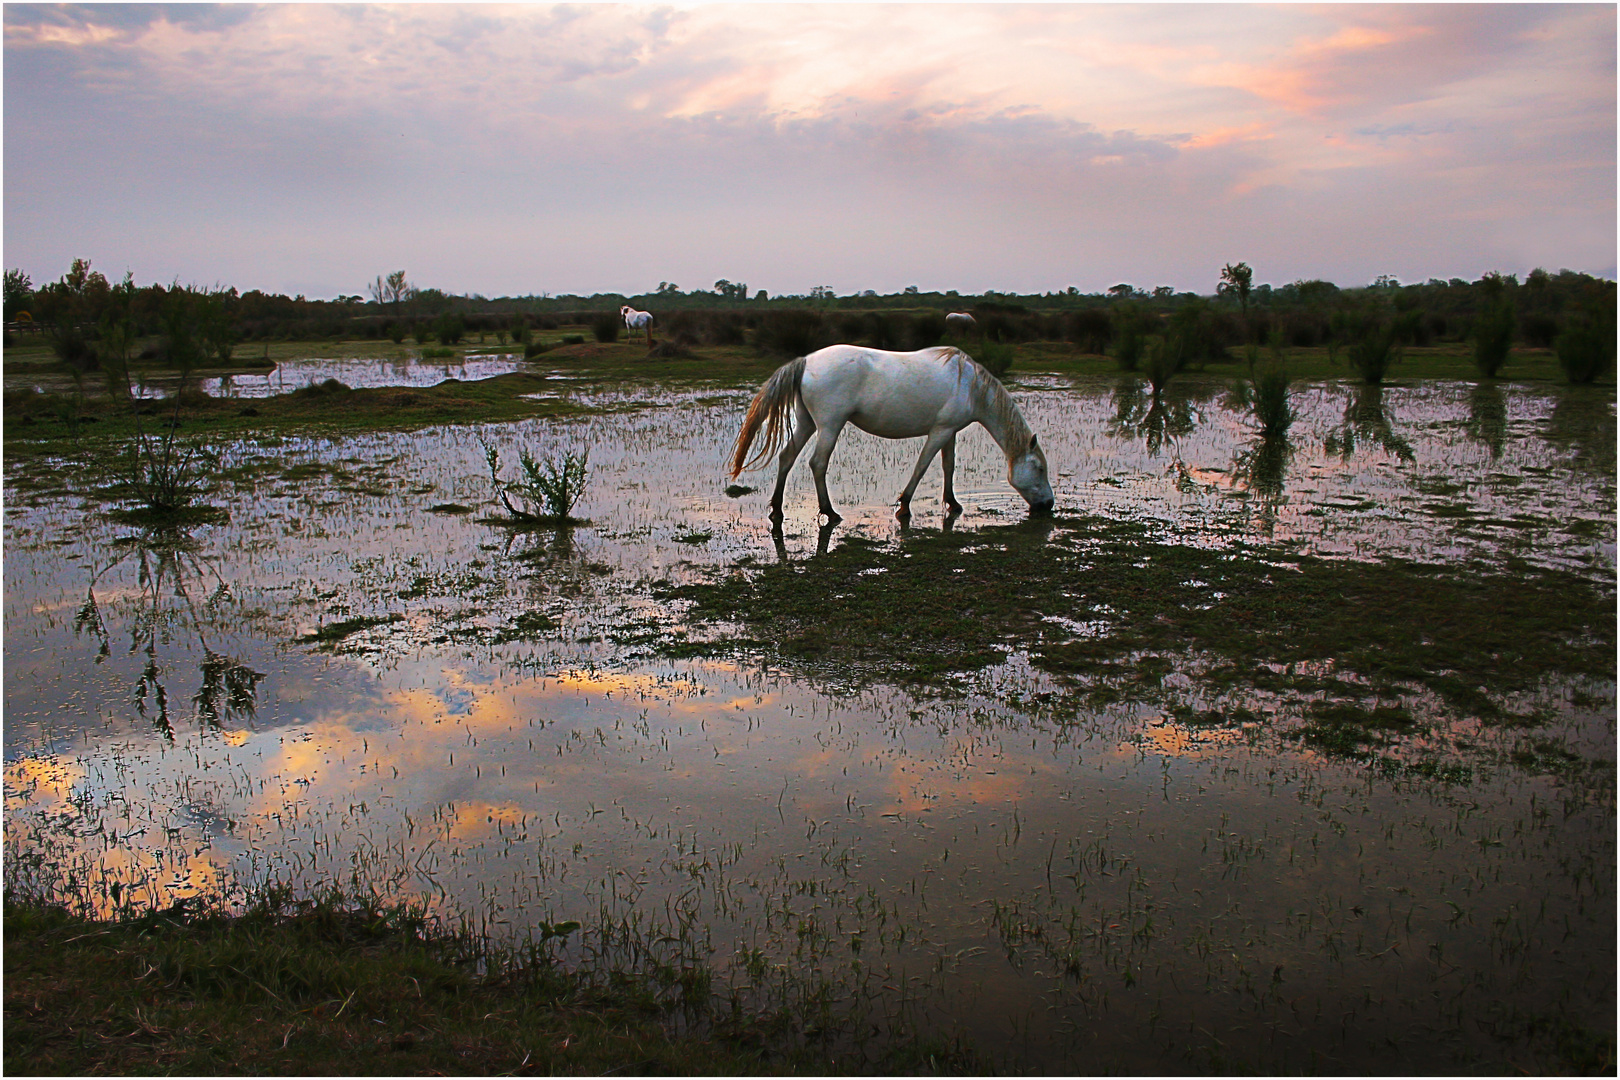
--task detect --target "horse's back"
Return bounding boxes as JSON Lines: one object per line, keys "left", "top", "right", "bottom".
{"left": 801, "top": 345, "right": 972, "bottom": 436}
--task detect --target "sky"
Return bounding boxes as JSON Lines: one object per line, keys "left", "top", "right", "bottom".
{"left": 3, "top": 3, "right": 1615, "bottom": 300}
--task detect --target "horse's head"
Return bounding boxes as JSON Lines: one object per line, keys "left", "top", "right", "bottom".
{"left": 1009, "top": 434, "right": 1054, "bottom": 514}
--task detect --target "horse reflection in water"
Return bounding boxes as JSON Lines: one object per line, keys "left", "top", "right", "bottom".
{"left": 730, "top": 344, "right": 1054, "bottom": 527}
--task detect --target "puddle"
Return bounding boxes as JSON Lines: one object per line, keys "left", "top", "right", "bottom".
{"left": 201, "top": 353, "right": 535, "bottom": 398}
{"left": 9, "top": 352, "right": 536, "bottom": 399}
{"left": 4, "top": 377, "right": 1614, "bottom": 1072}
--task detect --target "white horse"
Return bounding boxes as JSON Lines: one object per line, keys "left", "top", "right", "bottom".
{"left": 620, "top": 305, "right": 654, "bottom": 345}
{"left": 945, "top": 311, "right": 976, "bottom": 329}
{"left": 730, "top": 344, "right": 1053, "bottom": 525}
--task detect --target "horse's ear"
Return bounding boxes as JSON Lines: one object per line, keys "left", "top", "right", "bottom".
{"left": 1029, "top": 434, "right": 1039, "bottom": 451}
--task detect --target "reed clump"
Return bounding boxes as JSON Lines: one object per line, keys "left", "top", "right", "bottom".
{"left": 1347, "top": 324, "right": 1401, "bottom": 384}
{"left": 1250, "top": 363, "right": 1293, "bottom": 437}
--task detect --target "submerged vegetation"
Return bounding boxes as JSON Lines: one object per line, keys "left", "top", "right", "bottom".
{"left": 662, "top": 515, "right": 1614, "bottom": 767}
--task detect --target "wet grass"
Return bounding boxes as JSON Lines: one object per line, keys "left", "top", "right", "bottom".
{"left": 297, "top": 614, "right": 405, "bottom": 649}
{"left": 3, "top": 889, "right": 797, "bottom": 1077}
{"left": 663, "top": 514, "right": 1615, "bottom": 769}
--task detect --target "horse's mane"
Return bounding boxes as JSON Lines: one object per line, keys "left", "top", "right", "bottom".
{"left": 929, "top": 346, "right": 1032, "bottom": 453}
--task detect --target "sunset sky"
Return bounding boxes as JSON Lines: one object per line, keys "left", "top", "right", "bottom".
{"left": 4, "top": 3, "right": 1615, "bottom": 300}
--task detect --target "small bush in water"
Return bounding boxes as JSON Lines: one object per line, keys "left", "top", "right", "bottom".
{"left": 1556, "top": 288, "right": 1616, "bottom": 384}
{"left": 1250, "top": 363, "right": 1293, "bottom": 437}
{"left": 1142, "top": 336, "right": 1180, "bottom": 398}
{"left": 1347, "top": 324, "right": 1400, "bottom": 385}
{"left": 484, "top": 441, "right": 590, "bottom": 522}
{"left": 1472, "top": 278, "right": 1515, "bottom": 378}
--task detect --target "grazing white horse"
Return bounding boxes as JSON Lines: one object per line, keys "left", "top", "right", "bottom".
{"left": 945, "top": 311, "right": 976, "bottom": 329}
{"left": 620, "top": 305, "right": 654, "bottom": 345}
{"left": 730, "top": 344, "right": 1054, "bottom": 524}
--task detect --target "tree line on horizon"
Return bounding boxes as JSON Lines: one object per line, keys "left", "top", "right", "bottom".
{"left": 4, "top": 258, "right": 1614, "bottom": 384}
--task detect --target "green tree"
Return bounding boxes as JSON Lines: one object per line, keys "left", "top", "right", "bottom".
{"left": 371, "top": 270, "right": 413, "bottom": 309}
{"left": 433, "top": 312, "right": 466, "bottom": 346}
{"left": 4, "top": 268, "right": 33, "bottom": 319}
{"left": 1556, "top": 282, "right": 1617, "bottom": 384}
{"left": 1219, "top": 262, "right": 1254, "bottom": 327}
{"left": 1472, "top": 272, "right": 1515, "bottom": 378}
{"left": 198, "top": 289, "right": 238, "bottom": 364}
{"left": 97, "top": 273, "right": 140, "bottom": 394}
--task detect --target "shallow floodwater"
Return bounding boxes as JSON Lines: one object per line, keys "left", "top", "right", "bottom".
{"left": 201, "top": 352, "right": 532, "bottom": 397}
{"left": 5, "top": 376, "right": 1614, "bottom": 1072}
{"left": 7, "top": 352, "right": 537, "bottom": 400}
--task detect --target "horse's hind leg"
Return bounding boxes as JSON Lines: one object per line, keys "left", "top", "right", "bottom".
{"left": 769, "top": 401, "right": 815, "bottom": 525}
{"left": 808, "top": 418, "right": 848, "bottom": 524}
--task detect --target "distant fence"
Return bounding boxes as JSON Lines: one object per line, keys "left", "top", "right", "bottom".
{"left": 4, "top": 321, "right": 52, "bottom": 335}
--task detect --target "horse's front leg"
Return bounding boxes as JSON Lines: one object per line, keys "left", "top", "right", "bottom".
{"left": 940, "top": 433, "right": 962, "bottom": 516}
{"left": 808, "top": 419, "right": 847, "bottom": 524}
{"left": 897, "top": 429, "right": 956, "bottom": 519}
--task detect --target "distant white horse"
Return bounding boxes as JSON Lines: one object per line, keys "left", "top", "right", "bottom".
{"left": 730, "top": 344, "right": 1053, "bottom": 524}
{"left": 620, "top": 305, "right": 654, "bottom": 345}
{"left": 945, "top": 311, "right": 976, "bottom": 330}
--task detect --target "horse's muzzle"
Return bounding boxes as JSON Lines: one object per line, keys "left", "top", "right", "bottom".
{"left": 1030, "top": 499, "right": 1055, "bottom": 515}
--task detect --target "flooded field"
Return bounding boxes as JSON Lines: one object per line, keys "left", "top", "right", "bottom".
{"left": 3, "top": 350, "right": 535, "bottom": 400}
{"left": 196, "top": 352, "right": 533, "bottom": 399}
{"left": 4, "top": 375, "right": 1614, "bottom": 1072}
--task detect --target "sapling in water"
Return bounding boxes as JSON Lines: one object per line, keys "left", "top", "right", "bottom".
{"left": 484, "top": 439, "right": 590, "bottom": 522}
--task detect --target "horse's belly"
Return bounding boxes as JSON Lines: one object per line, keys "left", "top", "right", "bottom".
{"left": 848, "top": 411, "right": 937, "bottom": 440}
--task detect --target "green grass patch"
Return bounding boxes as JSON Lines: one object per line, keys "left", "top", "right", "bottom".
{"left": 663, "top": 516, "right": 1614, "bottom": 764}
{"left": 3, "top": 891, "right": 786, "bottom": 1077}
{"left": 297, "top": 614, "right": 405, "bottom": 648}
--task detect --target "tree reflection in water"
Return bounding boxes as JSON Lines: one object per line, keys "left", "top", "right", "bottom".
{"left": 1465, "top": 382, "right": 1508, "bottom": 459}
{"left": 1231, "top": 434, "right": 1292, "bottom": 535}
{"left": 1543, "top": 387, "right": 1617, "bottom": 475}
{"left": 74, "top": 527, "right": 264, "bottom": 738}
{"left": 1108, "top": 378, "right": 1199, "bottom": 458}
{"left": 1324, "top": 383, "right": 1415, "bottom": 462}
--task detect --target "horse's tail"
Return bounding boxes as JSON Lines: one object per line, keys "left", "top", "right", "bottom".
{"left": 730, "top": 356, "right": 805, "bottom": 478}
